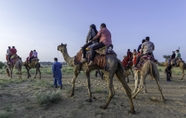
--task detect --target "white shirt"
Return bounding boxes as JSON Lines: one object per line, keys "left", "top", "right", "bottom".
{"left": 32, "top": 51, "right": 38, "bottom": 58}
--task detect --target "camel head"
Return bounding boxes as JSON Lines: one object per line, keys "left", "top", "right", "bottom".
{"left": 57, "top": 43, "right": 67, "bottom": 53}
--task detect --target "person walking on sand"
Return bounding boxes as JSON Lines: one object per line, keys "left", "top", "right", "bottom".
{"left": 52, "top": 57, "right": 63, "bottom": 89}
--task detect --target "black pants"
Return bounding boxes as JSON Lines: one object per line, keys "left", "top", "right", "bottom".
{"left": 82, "top": 42, "right": 93, "bottom": 58}
{"left": 90, "top": 42, "right": 105, "bottom": 61}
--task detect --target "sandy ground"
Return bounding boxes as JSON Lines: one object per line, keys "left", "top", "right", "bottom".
{"left": 0, "top": 71, "right": 186, "bottom": 118}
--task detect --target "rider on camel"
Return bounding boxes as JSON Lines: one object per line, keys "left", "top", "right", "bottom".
{"left": 88, "top": 23, "right": 112, "bottom": 66}
{"left": 81, "top": 24, "right": 98, "bottom": 63}
{"left": 134, "top": 36, "right": 155, "bottom": 69}
{"left": 174, "top": 49, "right": 181, "bottom": 66}
{"left": 6, "top": 46, "right": 11, "bottom": 62}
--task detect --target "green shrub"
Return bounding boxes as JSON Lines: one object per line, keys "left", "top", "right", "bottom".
{"left": 0, "top": 112, "right": 11, "bottom": 118}
{"left": 0, "top": 61, "right": 5, "bottom": 69}
{"left": 35, "top": 89, "right": 62, "bottom": 106}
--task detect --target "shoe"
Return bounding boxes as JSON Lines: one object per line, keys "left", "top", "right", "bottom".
{"left": 60, "top": 85, "right": 63, "bottom": 89}
{"left": 54, "top": 85, "right": 58, "bottom": 88}
{"left": 88, "top": 61, "right": 94, "bottom": 66}
{"left": 81, "top": 58, "right": 86, "bottom": 63}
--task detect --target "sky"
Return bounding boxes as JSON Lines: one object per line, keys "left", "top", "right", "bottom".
{"left": 0, "top": 0, "right": 186, "bottom": 62}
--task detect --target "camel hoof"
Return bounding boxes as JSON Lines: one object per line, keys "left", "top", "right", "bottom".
{"left": 85, "top": 99, "right": 92, "bottom": 102}
{"left": 128, "top": 110, "right": 135, "bottom": 114}
{"left": 69, "top": 93, "right": 74, "bottom": 97}
{"left": 132, "top": 96, "right": 136, "bottom": 99}
{"left": 99, "top": 105, "right": 106, "bottom": 109}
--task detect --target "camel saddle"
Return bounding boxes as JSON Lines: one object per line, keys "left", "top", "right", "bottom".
{"left": 136, "top": 54, "right": 156, "bottom": 70}
{"left": 74, "top": 46, "right": 116, "bottom": 68}
{"left": 170, "top": 58, "right": 184, "bottom": 67}
{"left": 7, "top": 54, "right": 19, "bottom": 64}
{"left": 25, "top": 58, "right": 39, "bottom": 67}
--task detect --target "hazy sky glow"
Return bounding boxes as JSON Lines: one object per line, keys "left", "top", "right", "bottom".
{"left": 0, "top": 0, "right": 186, "bottom": 62}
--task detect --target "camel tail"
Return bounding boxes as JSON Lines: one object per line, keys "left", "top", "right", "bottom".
{"left": 149, "top": 60, "right": 159, "bottom": 81}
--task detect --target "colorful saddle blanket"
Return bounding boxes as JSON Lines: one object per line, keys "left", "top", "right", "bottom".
{"left": 74, "top": 48, "right": 116, "bottom": 68}
{"left": 136, "top": 54, "right": 156, "bottom": 70}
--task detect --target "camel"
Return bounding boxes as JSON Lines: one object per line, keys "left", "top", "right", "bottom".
{"left": 164, "top": 59, "right": 186, "bottom": 80}
{"left": 132, "top": 60, "right": 165, "bottom": 101}
{"left": 23, "top": 60, "right": 41, "bottom": 79}
{"left": 6, "top": 56, "right": 22, "bottom": 79}
{"left": 57, "top": 43, "right": 135, "bottom": 114}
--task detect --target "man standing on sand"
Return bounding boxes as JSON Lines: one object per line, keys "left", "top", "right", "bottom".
{"left": 52, "top": 57, "right": 62, "bottom": 89}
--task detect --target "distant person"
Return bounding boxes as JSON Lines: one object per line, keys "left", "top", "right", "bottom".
{"left": 81, "top": 24, "right": 98, "bottom": 63}
{"left": 137, "top": 39, "right": 146, "bottom": 54}
{"left": 6, "top": 46, "right": 11, "bottom": 62}
{"left": 174, "top": 50, "right": 181, "bottom": 66}
{"left": 27, "top": 50, "right": 33, "bottom": 63}
{"left": 168, "top": 51, "right": 175, "bottom": 64}
{"left": 52, "top": 57, "right": 62, "bottom": 89}
{"left": 32, "top": 50, "right": 38, "bottom": 58}
{"left": 165, "top": 64, "right": 172, "bottom": 81}
{"left": 132, "top": 49, "right": 138, "bottom": 66}
{"left": 10, "top": 46, "right": 17, "bottom": 60}
{"left": 127, "top": 49, "right": 133, "bottom": 61}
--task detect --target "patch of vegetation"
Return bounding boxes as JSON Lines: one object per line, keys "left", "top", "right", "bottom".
{"left": 4, "top": 104, "right": 12, "bottom": 112}
{"left": 93, "top": 88, "right": 107, "bottom": 93}
{"left": 0, "top": 61, "right": 5, "bottom": 69}
{"left": 62, "top": 66, "right": 73, "bottom": 74}
{"left": 0, "top": 112, "right": 11, "bottom": 118}
{"left": 34, "top": 89, "right": 62, "bottom": 106}
{"left": 172, "top": 69, "right": 181, "bottom": 75}
{"left": 35, "top": 80, "right": 53, "bottom": 88}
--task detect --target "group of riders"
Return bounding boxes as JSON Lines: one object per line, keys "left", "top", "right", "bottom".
{"left": 121, "top": 38, "right": 182, "bottom": 69}
{"left": 6, "top": 46, "right": 38, "bottom": 64}
{"left": 5, "top": 23, "right": 182, "bottom": 69}
{"left": 78, "top": 23, "right": 183, "bottom": 69}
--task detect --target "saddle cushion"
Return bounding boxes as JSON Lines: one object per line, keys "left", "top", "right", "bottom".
{"left": 74, "top": 49, "right": 115, "bottom": 68}
{"left": 136, "top": 54, "right": 155, "bottom": 70}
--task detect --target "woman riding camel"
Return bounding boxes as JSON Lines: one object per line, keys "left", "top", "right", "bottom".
{"left": 88, "top": 23, "right": 112, "bottom": 66}
{"left": 81, "top": 24, "right": 98, "bottom": 63}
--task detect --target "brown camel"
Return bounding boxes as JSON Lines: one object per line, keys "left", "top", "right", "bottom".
{"left": 23, "top": 60, "right": 41, "bottom": 79}
{"left": 132, "top": 60, "right": 165, "bottom": 101}
{"left": 6, "top": 56, "right": 22, "bottom": 79}
{"left": 165, "top": 60, "right": 186, "bottom": 80}
{"left": 57, "top": 43, "right": 135, "bottom": 114}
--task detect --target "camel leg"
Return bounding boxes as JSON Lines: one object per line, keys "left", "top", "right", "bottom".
{"left": 85, "top": 71, "right": 92, "bottom": 102}
{"left": 26, "top": 67, "right": 31, "bottom": 78}
{"left": 34, "top": 68, "right": 39, "bottom": 79}
{"left": 38, "top": 68, "right": 41, "bottom": 79}
{"left": 100, "top": 72, "right": 115, "bottom": 109}
{"left": 115, "top": 68, "right": 135, "bottom": 114}
{"left": 6, "top": 68, "right": 10, "bottom": 77}
{"left": 180, "top": 69, "right": 185, "bottom": 80}
{"left": 154, "top": 77, "right": 165, "bottom": 101}
{"left": 133, "top": 71, "right": 139, "bottom": 93}
{"left": 18, "top": 69, "right": 22, "bottom": 79}
{"left": 70, "top": 68, "right": 79, "bottom": 97}
{"left": 133, "top": 73, "right": 146, "bottom": 98}
{"left": 130, "top": 68, "right": 134, "bottom": 78}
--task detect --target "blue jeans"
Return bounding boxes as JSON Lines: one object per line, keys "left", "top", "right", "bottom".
{"left": 90, "top": 42, "right": 105, "bottom": 61}
{"left": 54, "top": 77, "right": 62, "bottom": 86}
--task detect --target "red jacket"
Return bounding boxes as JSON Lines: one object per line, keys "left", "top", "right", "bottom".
{"left": 10, "top": 48, "right": 17, "bottom": 55}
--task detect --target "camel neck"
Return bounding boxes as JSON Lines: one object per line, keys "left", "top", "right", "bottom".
{"left": 61, "top": 48, "right": 74, "bottom": 66}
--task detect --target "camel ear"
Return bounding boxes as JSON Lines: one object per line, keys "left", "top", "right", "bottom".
{"left": 61, "top": 43, "right": 63, "bottom": 45}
